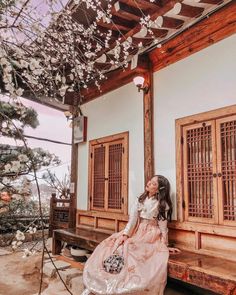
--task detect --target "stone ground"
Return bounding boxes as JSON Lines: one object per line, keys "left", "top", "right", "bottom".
{"left": 0, "top": 245, "right": 216, "bottom": 295}
{"left": 0, "top": 249, "right": 47, "bottom": 295}
{"left": 0, "top": 247, "right": 83, "bottom": 295}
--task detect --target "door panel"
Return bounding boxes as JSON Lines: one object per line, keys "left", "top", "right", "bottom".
{"left": 216, "top": 115, "right": 236, "bottom": 226}
{"left": 183, "top": 121, "right": 218, "bottom": 223}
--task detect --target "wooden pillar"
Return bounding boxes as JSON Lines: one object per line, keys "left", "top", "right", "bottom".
{"left": 143, "top": 62, "right": 154, "bottom": 185}
{"left": 69, "top": 105, "right": 78, "bottom": 228}
{"left": 49, "top": 193, "right": 56, "bottom": 237}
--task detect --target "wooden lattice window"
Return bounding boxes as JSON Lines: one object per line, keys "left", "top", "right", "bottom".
{"left": 92, "top": 146, "right": 106, "bottom": 208}
{"left": 108, "top": 143, "right": 123, "bottom": 210}
{"left": 181, "top": 114, "right": 236, "bottom": 226}
{"left": 89, "top": 132, "right": 128, "bottom": 214}
{"left": 183, "top": 121, "right": 218, "bottom": 223}
{"left": 216, "top": 116, "right": 236, "bottom": 225}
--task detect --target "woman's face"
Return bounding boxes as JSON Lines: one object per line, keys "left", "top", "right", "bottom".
{"left": 146, "top": 176, "right": 158, "bottom": 196}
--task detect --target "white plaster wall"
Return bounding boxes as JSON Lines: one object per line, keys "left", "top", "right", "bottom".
{"left": 154, "top": 34, "right": 236, "bottom": 219}
{"left": 77, "top": 82, "right": 144, "bottom": 212}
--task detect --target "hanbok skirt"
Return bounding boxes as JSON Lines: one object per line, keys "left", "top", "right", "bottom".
{"left": 82, "top": 218, "right": 169, "bottom": 295}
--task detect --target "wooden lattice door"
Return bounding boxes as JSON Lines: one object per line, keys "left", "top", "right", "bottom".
{"left": 108, "top": 141, "right": 124, "bottom": 212}
{"left": 89, "top": 133, "right": 128, "bottom": 213}
{"left": 216, "top": 115, "right": 236, "bottom": 226}
{"left": 183, "top": 121, "right": 218, "bottom": 223}
{"left": 91, "top": 145, "right": 106, "bottom": 209}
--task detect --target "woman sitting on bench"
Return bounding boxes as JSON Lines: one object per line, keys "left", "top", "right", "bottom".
{"left": 82, "top": 174, "right": 180, "bottom": 295}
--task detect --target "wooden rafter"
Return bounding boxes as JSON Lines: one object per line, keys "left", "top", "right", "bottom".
{"left": 195, "top": 0, "right": 223, "bottom": 4}
{"left": 119, "top": 0, "right": 163, "bottom": 11}
{"left": 91, "top": 0, "right": 183, "bottom": 62}
{"left": 62, "top": 0, "right": 234, "bottom": 106}
{"left": 172, "top": 3, "right": 205, "bottom": 18}
{"left": 149, "top": 1, "right": 236, "bottom": 72}
{"left": 113, "top": 2, "right": 143, "bottom": 22}
{"left": 98, "top": 15, "right": 137, "bottom": 32}
{"left": 64, "top": 55, "right": 149, "bottom": 105}
{"left": 156, "top": 16, "right": 184, "bottom": 29}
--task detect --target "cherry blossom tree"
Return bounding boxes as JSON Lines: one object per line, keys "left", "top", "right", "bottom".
{"left": 0, "top": 0, "right": 157, "bottom": 104}
{"left": 0, "top": 100, "right": 60, "bottom": 197}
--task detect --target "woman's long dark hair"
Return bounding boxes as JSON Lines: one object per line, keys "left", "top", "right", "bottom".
{"left": 138, "top": 175, "right": 172, "bottom": 221}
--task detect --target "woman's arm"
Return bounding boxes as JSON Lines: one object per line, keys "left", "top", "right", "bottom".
{"left": 158, "top": 219, "right": 168, "bottom": 245}
{"left": 123, "top": 198, "right": 139, "bottom": 237}
{"left": 158, "top": 218, "right": 181, "bottom": 253}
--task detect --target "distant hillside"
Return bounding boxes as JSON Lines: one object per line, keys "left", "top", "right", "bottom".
{"left": 30, "top": 183, "right": 55, "bottom": 203}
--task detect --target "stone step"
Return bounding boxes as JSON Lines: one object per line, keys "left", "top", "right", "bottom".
{"left": 0, "top": 249, "right": 12, "bottom": 256}
{"left": 70, "top": 276, "right": 85, "bottom": 294}
{"left": 57, "top": 267, "right": 82, "bottom": 285}
{"left": 43, "top": 260, "right": 71, "bottom": 278}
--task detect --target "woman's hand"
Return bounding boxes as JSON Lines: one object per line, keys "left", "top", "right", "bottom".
{"left": 168, "top": 247, "right": 181, "bottom": 254}
{"left": 116, "top": 234, "right": 128, "bottom": 246}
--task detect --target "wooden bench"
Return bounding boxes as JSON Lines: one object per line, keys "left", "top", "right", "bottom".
{"left": 168, "top": 250, "right": 236, "bottom": 295}
{"left": 52, "top": 228, "right": 236, "bottom": 294}
{"left": 52, "top": 228, "right": 110, "bottom": 254}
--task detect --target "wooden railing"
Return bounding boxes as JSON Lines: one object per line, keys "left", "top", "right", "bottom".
{"left": 49, "top": 193, "right": 71, "bottom": 237}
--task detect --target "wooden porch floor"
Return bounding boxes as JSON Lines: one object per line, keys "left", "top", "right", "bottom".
{"left": 169, "top": 250, "right": 236, "bottom": 295}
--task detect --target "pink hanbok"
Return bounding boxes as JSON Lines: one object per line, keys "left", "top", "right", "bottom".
{"left": 82, "top": 197, "right": 169, "bottom": 295}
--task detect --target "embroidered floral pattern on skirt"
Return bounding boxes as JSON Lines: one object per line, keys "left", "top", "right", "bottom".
{"left": 83, "top": 219, "right": 169, "bottom": 295}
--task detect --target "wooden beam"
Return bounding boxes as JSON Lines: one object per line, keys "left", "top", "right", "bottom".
{"left": 149, "top": 27, "right": 169, "bottom": 39}
{"left": 154, "top": 16, "right": 184, "bottom": 29}
{"left": 98, "top": 15, "right": 136, "bottom": 32}
{"left": 119, "top": 0, "right": 162, "bottom": 11}
{"left": 94, "top": 62, "right": 113, "bottom": 71}
{"left": 106, "top": 46, "right": 139, "bottom": 61}
{"left": 96, "top": 25, "right": 122, "bottom": 38}
{"left": 76, "top": 56, "right": 149, "bottom": 103}
{"left": 149, "top": 2, "right": 236, "bottom": 72}
{"left": 172, "top": 3, "right": 205, "bottom": 18}
{"left": 113, "top": 1, "right": 142, "bottom": 22}
{"left": 143, "top": 61, "right": 154, "bottom": 185}
{"left": 131, "top": 37, "right": 154, "bottom": 47}
{"left": 195, "top": 0, "right": 223, "bottom": 4}
{"left": 95, "top": 0, "right": 183, "bottom": 60}
{"left": 69, "top": 104, "right": 79, "bottom": 228}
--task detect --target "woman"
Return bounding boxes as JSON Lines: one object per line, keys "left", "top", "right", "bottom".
{"left": 82, "top": 175, "right": 179, "bottom": 295}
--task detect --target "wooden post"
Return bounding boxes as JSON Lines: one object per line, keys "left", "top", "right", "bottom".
{"left": 69, "top": 104, "right": 79, "bottom": 228}
{"left": 195, "top": 231, "right": 201, "bottom": 250}
{"left": 143, "top": 61, "right": 154, "bottom": 185}
{"left": 49, "top": 193, "right": 56, "bottom": 237}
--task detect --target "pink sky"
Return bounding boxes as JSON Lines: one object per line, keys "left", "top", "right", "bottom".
{"left": 2, "top": 0, "right": 68, "bottom": 45}
{"left": 1, "top": 96, "right": 72, "bottom": 180}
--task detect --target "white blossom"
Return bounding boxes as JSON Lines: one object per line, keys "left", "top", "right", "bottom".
{"left": 11, "top": 161, "right": 21, "bottom": 172}
{"left": 16, "top": 230, "right": 25, "bottom": 241}
{"left": 0, "top": 0, "right": 155, "bottom": 100}
{"left": 22, "top": 248, "right": 36, "bottom": 258}
{"left": 16, "top": 88, "right": 24, "bottom": 97}
{"left": 18, "top": 154, "right": 29, "bottom": 162}
{"left": 4, "top": 164, "right": 11, "bottom": 172}
{"left": 27, "top": 226, "right": 37, "bottom": 234}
